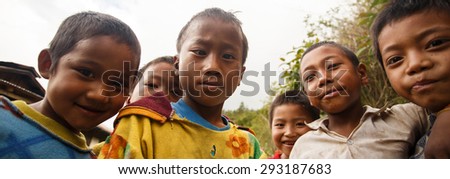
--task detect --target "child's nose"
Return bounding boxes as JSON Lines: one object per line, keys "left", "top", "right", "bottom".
{"left": 406, "top": 53, "right": 433, "bottom": 76}
{"left": 318, "top": 71, "right": 333, "bottom": 88}
{"left": 203, "top": 54, "right": 221, "bottom": 72}
{"left": 86, "top": 84, "right": 111, "bottom": 104}
{"left": 284, "top": 126, "right": 296, "bottom": 137}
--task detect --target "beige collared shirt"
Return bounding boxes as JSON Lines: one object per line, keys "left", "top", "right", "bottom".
{"left": 290, "top": 103, "right": 429, "bottom": 159}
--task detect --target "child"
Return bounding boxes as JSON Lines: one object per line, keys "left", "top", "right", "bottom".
{"left": 289, "top": 41, "right": 428, "bottom": 159}
{"left": 98, "top": 7, "right": 265, "bottom": 159}
{"left": 128, "top": 56, "right": 182, "bottom": 104}
{"left": 91, "top": 56, "right": 180, "bottom": 155}
{"left": 269, "top": 89, "right": 320, "bottom": 159}
{"left": 371, "top": 0, "right": 450, "bottom": 158}
{"left": 0, "top": 11, "right": 140, "bottom": 158}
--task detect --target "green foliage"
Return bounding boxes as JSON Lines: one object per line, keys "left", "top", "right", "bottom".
{"left": 277, "top": 0, "right": 405, "bottom": 108}
{"left": 223, "top": 102, "right": 275, "bottom": 156}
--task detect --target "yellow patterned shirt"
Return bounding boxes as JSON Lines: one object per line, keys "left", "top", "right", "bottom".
{"left": 98, "top": 99, "right": 265, "bottom": 159}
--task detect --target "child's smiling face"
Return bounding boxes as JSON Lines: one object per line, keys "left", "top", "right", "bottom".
{"left": 271, "top": 104, "right": 315, "bottom": 159}
{"left": 300, "top": 45, "right": 367, "bottom": 114}
{"left": 42, "top": 35, "right": 139, "bottom": 131}
{"left": 378, "top": 11, "right": 450, "bottom": 112}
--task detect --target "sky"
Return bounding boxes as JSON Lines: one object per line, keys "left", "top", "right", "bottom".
{"left": 0, "top": 0, "right": 353, "bottom": 130}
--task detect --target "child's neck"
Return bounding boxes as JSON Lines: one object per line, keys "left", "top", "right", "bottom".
{"left": 29, "top": 99, "right": 79, "bottom": 133}
{"left": 183, "top": 97, "right": 226, "bottom": 128}
{"left": 326, "top": 101, "right": 365, "bottom": 138}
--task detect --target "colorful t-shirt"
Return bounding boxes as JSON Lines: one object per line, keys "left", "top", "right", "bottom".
{"left": 98, "top": 97, "right": 265, "bottom": 159}
{"left": 0, "top": 96, "right": 91, "bottom": 158}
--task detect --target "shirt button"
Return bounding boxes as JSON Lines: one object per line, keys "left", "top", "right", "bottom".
{"left": 347, "top": 140, "right": 353, "bottom": 145}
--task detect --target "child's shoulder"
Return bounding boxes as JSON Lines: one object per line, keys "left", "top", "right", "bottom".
{"left": 114, "top": 93, "right": 173, "bottom": 126}
{"left": 384, "top": 103, "right": 426, "bottom": 116}
{"left": 0, "top": 95, "right": 25, "bottom": 119}
{"left": 223, "top": 115, "right": 257, "bottom": 136}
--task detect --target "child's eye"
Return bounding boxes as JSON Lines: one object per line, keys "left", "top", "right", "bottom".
{"left": 192, "top": 50, "right": 207, "bottom": 56}
{"left": 326, "top": 63, "right": 339, "bottom": 71}
{"left": 426, "top": 39, "right": 449, "bottom": 49}
{"left": 303, "top": 73, "right": 316, "bottom": 83}
{"left": 305, "top": 75, "right": 315, "bottom": 82}
{"left": 386, "top": 56, "right": 403, "bottom": 66}
{"left": 274, "top": 123, "right": 284, "bottom": 127}
{"left": 296, "top": 122, "right": 306, "bottom": 127}
{"left": 77, "top": 69, "right": 94, "bottom": 78}
{"left": 145, "top": 83, "right": 159, "bottom": 89}
{"left": 223, "top": 54, "right": 235, "bottom": 60}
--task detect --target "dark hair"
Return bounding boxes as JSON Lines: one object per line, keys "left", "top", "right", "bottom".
{"left": 371, "top": 0, "right": 450, "bottom": 69}
{"left": 176, "top": 7, "right": 248, "bottom": 65}
{"left": 131, "top": 56, "right": 175, "bottom": 92}
{"left": 269, "top": 89, "right": 320, "bottom": 127}
{"left": 301, "top": 41, "right": 359, "bottom": 67}
{"left": 48, "top": 11, "right": 141, "bottom": 71}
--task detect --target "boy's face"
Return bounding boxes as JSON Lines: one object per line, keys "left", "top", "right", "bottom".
{"left": 378, "top": 11, "right": 450, "bottom": 112}
{"left": 300, "top": 46, "right": 367, "bottom": 113}
{"left": 271, "top": 104, "right": 314, "bottom": 158}
{"left": 129, "top": 62, "right": 181, "bottom": 103}
{"left": 41, "top": 35, "right": 139, "bottom": 131}
{"left": 177, "top": 18, "right": 245, "bottom": 107}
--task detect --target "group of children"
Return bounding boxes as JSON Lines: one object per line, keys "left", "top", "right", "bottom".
{"left": 1, "top": 0, "right": 449, "bottom": 159}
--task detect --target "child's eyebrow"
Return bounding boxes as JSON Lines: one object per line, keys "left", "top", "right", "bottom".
{"left": 69, "top": 58, "right": 102, "bottom": 69}
{"left": 414, "top": 26, "right": 450, "bottom": 42}
{"left": 380, "top": 43, "right": 401, "bottom": 56}
{"left": 191, "top": 38, "right": 240, "bottom": 52}
{"left": 302, "top": 55, "right": 336, "bottom": 72}
{"left": 190, "top": 38, "right": 209, "bottom": 46}
{"left": 381, "top": 26, "right": 450, "bottom": 55}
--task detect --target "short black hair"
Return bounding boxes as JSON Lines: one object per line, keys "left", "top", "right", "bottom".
{"left": 49, "top": 11, "right": 141, "bottom": 72}
{"left": 269, "top": 89, "right": 320, "bottom": 127}
{"left": 176, "top": 7, "right": 248, "bottom": 65}
{"left": 371, "top": 0, "right": 450, "bottom": 69}
{"left": 301, "top": 41, "right": 359, "bottom": 67}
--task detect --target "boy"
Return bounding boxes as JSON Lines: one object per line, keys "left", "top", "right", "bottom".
{"left": 290, "top": 41, "right": 428, "bottom": 158}
{"left": 269, "top": 89, "right": 320, "bottom": 159}
{"left": 371, "top": 0, "right": 450, "bottom": 158}
{"left": 98, "top": 7, "right": 265, "bottom": 159}
{"left": 0, "top": 11, "right": 141, "bottom": 158}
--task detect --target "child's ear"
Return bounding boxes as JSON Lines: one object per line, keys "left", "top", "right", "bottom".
{"left": 173, "top": 55, "right": 179, "bottom": 70}
{"left": 173, "top": 55, "right": 180, "bottom": 76}
{"left": 37, "top": 49, "right": 53, "bottom": 79}
{"left": 357, "top": 63, "right": 369, "bottom": 85}
{"left": 238, "top": 66, "right": 246, "bottom": 86}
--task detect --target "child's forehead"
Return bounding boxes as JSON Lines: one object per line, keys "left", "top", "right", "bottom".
{"left": 68, "top": 36, "right": 140, "bottom": 70}
{"left": 301, "top": 46, "right": 347, "bottom": 67}
{"left": 385, "top": 10, "right": 450, "bottom": 29}
{"left": 274, "top": 103, "right": 306, "bottom": 112}
{"left": 187, "top": 18, "right": 241, "bottom": 35}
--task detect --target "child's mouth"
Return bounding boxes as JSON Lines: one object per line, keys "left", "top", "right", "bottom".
{"left": 75, "top": 103, "right": 105, "bottom": 114}
{"left": 323, "top": 88, "right": 343, "bottom": 99}
{"left": 412, "top": 79, "right": 437, "bottom": 93}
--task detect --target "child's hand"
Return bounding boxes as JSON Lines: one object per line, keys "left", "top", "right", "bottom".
{"left": 425, "top": 108, "right": 450, "bottom": 159}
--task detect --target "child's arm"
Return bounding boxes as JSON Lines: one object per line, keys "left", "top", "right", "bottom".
{"left": 424, "top": 106, "right": 450, "bottom": 158}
